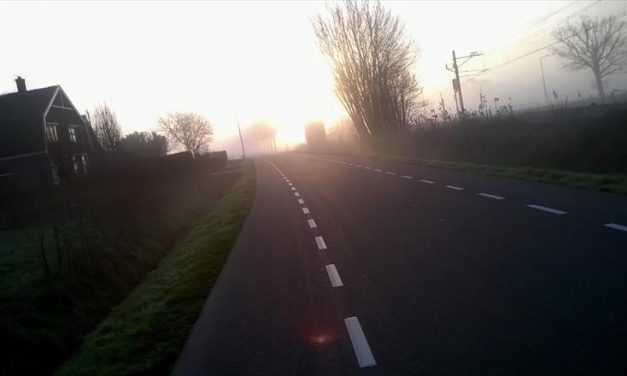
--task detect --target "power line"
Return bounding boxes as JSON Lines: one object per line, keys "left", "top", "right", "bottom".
{"left": 479, "top": 0, "right": 604, "bottom": 66}
{"left": 499, "top": 0, "right": 580, "bottom": 44}
{"left": 494, "top": 0, "right": 602, "bottom": 53}
{"left": 468, "top": 1, "right": 622, "bottom": 76}
{"left": 519, "top": 1, "right": 579, "bottom": 29}
{"left": 482, "top": 43, "right": 557, "bottom": 73}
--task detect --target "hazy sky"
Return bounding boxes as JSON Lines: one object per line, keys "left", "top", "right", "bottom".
{"left": 1, "top": 1, "right": 626, "bottom": 149}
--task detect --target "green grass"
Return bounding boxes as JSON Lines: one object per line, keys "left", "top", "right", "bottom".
{"left": 56, "top": 162, "right": 256, "bottom": 376}
{"left": 0, "top": 226, "right": 52, "bottom": 294}
{"left": 303, "top": 141, "right": 627, "bottom": 195}
{"left": 1, "top": 165, "right": 244, "bottom": 376}
{"left": 370, "top": 154, "right": 627, "bottom": 194}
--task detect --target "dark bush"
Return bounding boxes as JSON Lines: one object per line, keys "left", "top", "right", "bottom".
{"left": 372, "top": 104, "right": 627, "bottom": 174}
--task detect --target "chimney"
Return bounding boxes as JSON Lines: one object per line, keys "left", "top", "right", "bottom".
{"left": 15, "top": 76, "right": 26, "bottom": 93}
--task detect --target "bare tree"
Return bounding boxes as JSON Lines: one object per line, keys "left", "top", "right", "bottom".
{"left": 552, "top": 16, "right": 627, "bottom": 99}
{"left": 313, "top": 0, "right": 423, "bottom": 137}
{"left": 157, "top": 112, "right": 213, "bottom": 157}
{"left": 92, "top": 104, "right": 121, "bottom": 151}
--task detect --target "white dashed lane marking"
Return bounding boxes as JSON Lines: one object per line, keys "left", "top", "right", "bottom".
{"left": 604, "top": 223, "right": 627, "bottom": 232}
{"left": 308, "top": 219, "right": 317, "bottom": 228}
{"left": 527, "top": 204, "right": 567, "bottom": 215}
{"left": 315, "top": 236, "right": 327, "bottom": 250}
{"left": 325, "top": 264, "right": 344, "bottom": 287}
{"left": 302, "top": 207, "right": 310, "bottom": 214}
{"left": 478, "top": 193, "right": 505, "bottom": 200}
{"left": 291, "top": 187, "right": 296, "bottom": 191}
{"left": 445, "top": 185, "right": 464, "bottom": 191}
{"left": 345, "top": 317, "right": 377, "bottom": 368}
{"left": 316, "top": 159, "right": 607, "bottom": 234}
{"left": 294, "top": 192, "right": 300, "bottom": 197}
{"left": 297, "top": 199, "right": 305, "bottom": 205}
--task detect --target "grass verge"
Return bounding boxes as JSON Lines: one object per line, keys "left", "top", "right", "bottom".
{"left": 371, "top": 154, "right": 627, "bottom": 194}
{"left": 302, "top": 144, "right": 627, "bottom": 194}
{"left": 56, "top": 162, "right": 256, "bottom": 376}
{"left": 2, "top": 165, "right": 241, "bottom": 376}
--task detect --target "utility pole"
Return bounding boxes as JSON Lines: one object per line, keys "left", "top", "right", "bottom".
{"left": 237, "top": 121, "right": 246, "bottom": 160}
{"left": 540, "top": 54, "right": 551, "bottom": 107}
{"left": 446, "top": 50, "right": 483, "bottom": 116}
{"left": 452, "top": 50, "right": 464, "bottom": 114}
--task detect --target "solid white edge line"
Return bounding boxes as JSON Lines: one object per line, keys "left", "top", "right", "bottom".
{"left": 478, "top": 193, "right": 505, "bottom": 200}
{"left": 315, "top": 236, "right": 327, "bottom": 250}
{"left": 420, "top": 179, "right": 435, "bottom": 184}
{"left": 604, "top": 223, "right": 627, "bottom": 232}
{"left": 527, "top": 204, "right": 567, "bottom": 215}
{"left": 325, "top": 264, "right": 343, "bottom": 287}
{"left": 402, "top": 175, "right": 413, "bottom": 179}
{"left": 344, "top": 317, "right": 377, "bottom": 368}
{"left": 308, "top": 219, "right": 317, "bottom": 228}
{"left": 297, "top": 199, "right": 305, "bottom": 204}
{"left": 302, "top": 207, "right": 310, "bottom": 214}
{"left": 445, "top": 185, "right": 464, "bottom": 191}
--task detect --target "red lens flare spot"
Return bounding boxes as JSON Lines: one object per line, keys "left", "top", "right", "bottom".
{"left": 305, "top": 330, "right": 339, "bottom": 347}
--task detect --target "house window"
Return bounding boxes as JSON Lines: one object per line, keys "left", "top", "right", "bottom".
{"left": 49, "top": 160, "right": 61, "bottom": 185}
{"left": 73, "top": 154, "right": 88, "bottom": 174}
{"left": 45, "top": 122, "right": 58, "bottom": 142}
{"left": 69, "top": 126, "right": 78, "bottom": 143}
{"left": 73, "top": 155, "right": 80, "bottom": 172}
{"left": 80, "top": 155, "right": 88, "bottom": 173}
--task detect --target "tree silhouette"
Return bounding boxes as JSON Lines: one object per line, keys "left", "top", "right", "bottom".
{"left": 157, "top": 112, "right": 213, "bottom": 157}
{"left": 119, "top": 131, "right": 168, "bottom": 158}
{"left": 245, "top": 122, "right": 277, "bottom": 152}
{"left": 92, "top": 104, "right": 121, "bottom": 151}
{"left": 313, "top": 0, "right": 423, "bottom": 137}
{"left": 552, "top": 16, "right": 627, "bottom": 99}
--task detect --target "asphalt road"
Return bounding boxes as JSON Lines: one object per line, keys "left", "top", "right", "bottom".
{"left": 173, "top": 153, "right": 627, "bottom": 375}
